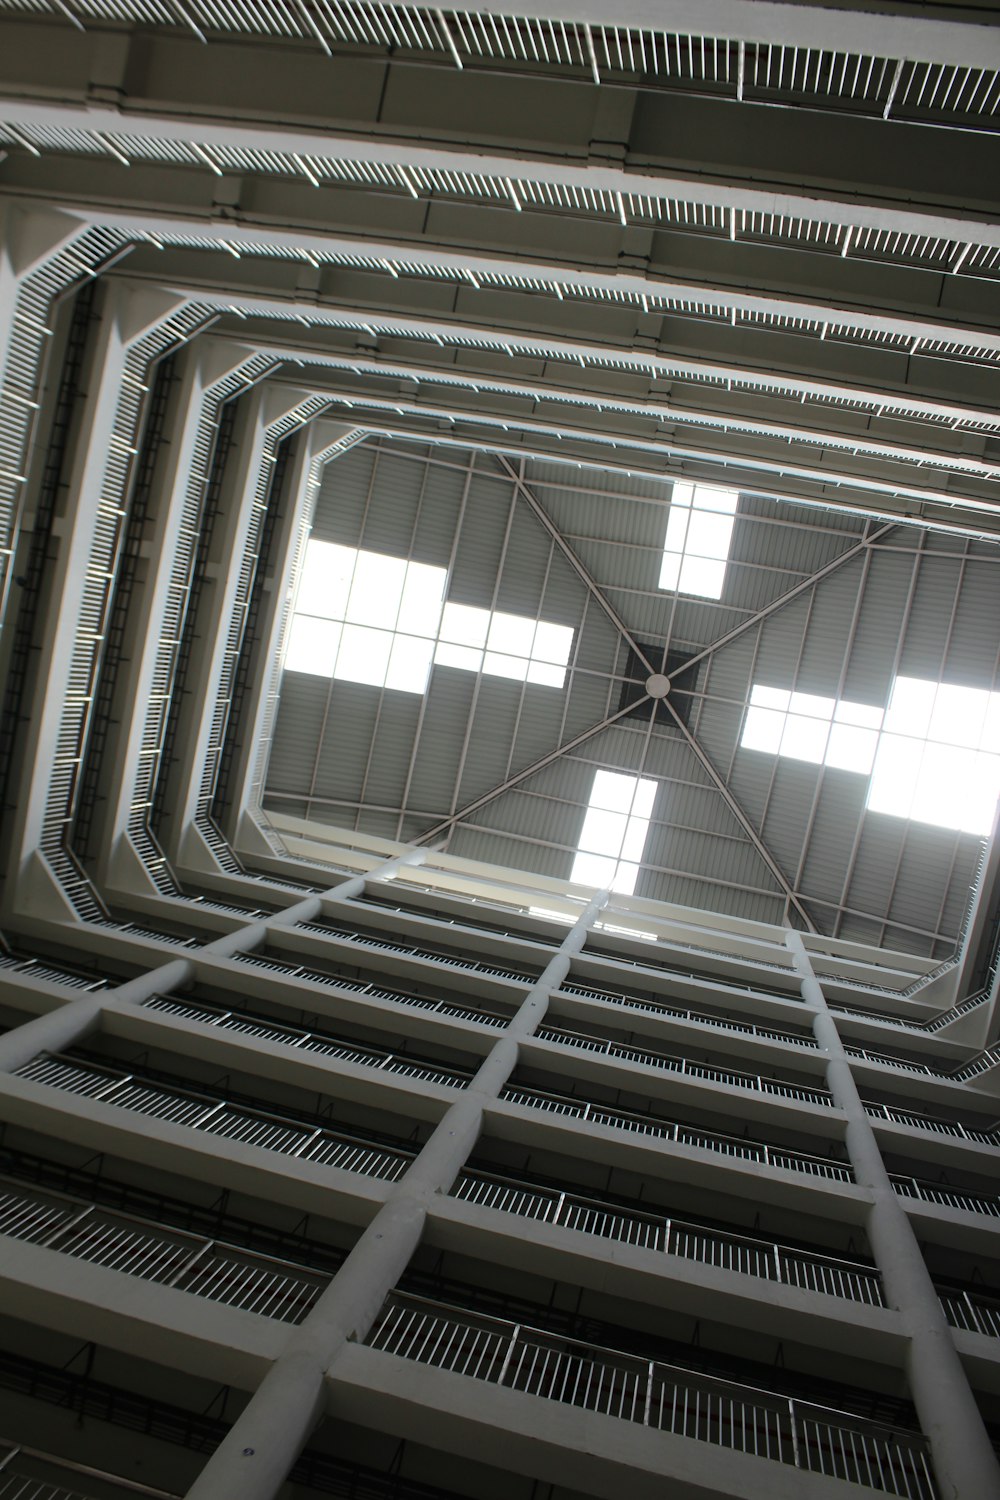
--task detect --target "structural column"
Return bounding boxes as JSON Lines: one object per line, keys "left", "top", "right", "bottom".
{"left": 0, "top": 849, "right": 426, "bottom": 1074}
{"left": 786, "top": 930, "right": 1000, "bottom": 1500}
{"left": 183, "top": 889, "right": 609, "bottom": 1500}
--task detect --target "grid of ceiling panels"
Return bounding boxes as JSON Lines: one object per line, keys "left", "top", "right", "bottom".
{"left": 264, "top": 435, "right": 1000, "bottom": 957}
{"left": 2, "top": 0, "right": 998, "bottom": 134}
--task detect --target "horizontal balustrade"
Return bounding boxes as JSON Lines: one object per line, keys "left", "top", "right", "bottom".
{"left": 143, "top": 995, "right": 472, "bottom": 1090}
{"left": 230, "top": 951, "right": 511, "bottom": 1027}
{"left": 0, "top": 952, "right": 107, "bottom": 991}
{"left": 864, "top": 1098, "right": 999, "bottom": 1146}
{"left": 15, "top": 1054, "right": 413, "bottom": 1181}
{"left": 452, "top": 1169, "right": 883, "bottom": 1304}
{"left": 297, "top": 921, "right": 538, "bottom": 984}
{"left": 0, "top": 1441, "right": 179, "bottom": 1500}
{"left": 355, "top": 897, "right": 560, "bottom": 948}
{"left": 891, "top": 1174, "right": 1000, "bottom": 1219}
{"left": 535, "top": 1024, "right": 834, "bottom": 1107}
{"left": 367, "top": 1294, "right": 932, "bottom": 1497}
{"left": 499, "top": 1083, "right": 853, "bottom": 1181}
{"left": 0, "top": 1174, "right": 328, "bottom": 1324}
{"left": 229, "top": 954, "right": 509, "bottom": 1026}
{"left": 938, "top": 1288, "right": 1000, "bottom": 1340}
{"left": 560, "top": 981, "right": 816, "bottom": 1044}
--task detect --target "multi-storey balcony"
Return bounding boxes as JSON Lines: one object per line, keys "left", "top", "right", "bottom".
{"left": 354, "top": 890, "right": 564, "bottom": 950}
{"left": 557, "top": 974, "right": 819, "bottom": 1047}
{"left": 364, "top": 1291, "right": 933, "bottom": 1498}
{"left": 299, "top": 913, "right": 548, "bottom": 986}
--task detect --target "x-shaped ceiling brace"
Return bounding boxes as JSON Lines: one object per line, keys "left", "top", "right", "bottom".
{"left": 413, "top": 461, "right": 891, "bottom": 930}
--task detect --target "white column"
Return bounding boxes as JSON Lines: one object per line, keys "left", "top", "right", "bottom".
{"left": 0, "top": 851, "right": 425, "bottom": 1073}
{"left": 183, "top": 890, "right": 608, "bottom": 1500}
{"left": 786, "top": 930, "right": 1000, "bottom": 1499}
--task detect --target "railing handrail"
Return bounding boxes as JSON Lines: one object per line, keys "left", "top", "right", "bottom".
{"left": 559, "top": 980, "right": 817, "bottom": 1046}
{"left": 499, "top": 1081, "right": 852, "bottom": 1179}
{"left": 454, "top": 1165, "right": 879, "bottom": 1277}
{"left": 535, "top": 1022, "right": 832, "bottom": 1104}
{"left": 373, "top": 1290, "right": 916, "bottom": 1436}
{"left": 0, "top": 1439, "right": 180, "bottom": 1497}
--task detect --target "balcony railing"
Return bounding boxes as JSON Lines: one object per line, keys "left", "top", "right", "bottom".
{"left": 452, "top": 1169, "right": 883, "bottom": 1304}
{"left": 535, "top": 1024, "right": 834, "bottom": 1107}
{"left": 15, "top": 1054, "right": 413, "bottom": 1182}
{"left": 143, "top": 995, "right": 473, "bottom": 1090}
{"left": 938, "top": 1288, "right": 1000, "bottom": 1340}
{"left": 559, "top": 980, "right": 816, "bottom": 1043}
{"left": 231, "top": 951, "right": 511, "bottom": 1029}
{"left": 298, "top": 921, "right": 539, "bottom": 984}
{"left": 0, "top": 1440, "right": 180, "bottom": 1499}
{"left": 367, "top": 1294, "right": 933, "bottom": 1498}
{"left": 865, "top": 1098, "right": 999, "bottom": 1147}
{"left": 891, "top": 1174, "right": 1000, "bottom": 1219}
{"left": 356, "top": 896, "right": 560, "bottom": 948}
{"left": 499, "top": 1083, "right": 853, "bottom": 1181}
{"left": 0, "top": 1175, "right": 328, "bottom": 1325}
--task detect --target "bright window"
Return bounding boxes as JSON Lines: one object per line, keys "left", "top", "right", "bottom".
{"left": 741, "top": 677, "right": 1000, "bottom": 835}
{"left": 570, "top": 770, "right": 657, "bottom": 895}
{"left": 659, "top": 481, "right": 739, "bottom": 600}
{"left": 285, "top": 541, "right": 573, "bottom": 693}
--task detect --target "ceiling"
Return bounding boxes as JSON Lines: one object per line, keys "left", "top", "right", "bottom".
{"left": 263, "top": 432, "right": 1000, "bottom": 957}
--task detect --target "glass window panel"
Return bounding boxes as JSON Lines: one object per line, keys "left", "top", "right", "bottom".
{"left": 590, "top": 770, "right": 637, "bottom": 813}
{"left": 826, "top": 723, "right": 878, "bottom": 774}
{"left": 434, "top": 641, "right": 483, "bottom": 673}
{"left": 488, "top": 612, "right": 535, "bottom": 658}
{"left": 385, "top": 633, "right": 434, "bottom": 694}
{"left": 526, "top": 660, "right": 566, "bottom": 688}
{"left": 610, "top": 861, "right": 640, "bottom": 895}
{"left": 620, "top": 814, "right": 650, "bottom": 863}
{"left": 346, "top": 552, "right": 406, "bottom": 629}
{"left": 669, "top": 482, "right": 694, "bottom": 509}
{"left": 780, "top": 713, "right": 829, "bottom": 764}
{"left": 928, "top": 682, "right": 990, "bottom": 749}
{"left": 296, "top": 541, "right": 356, "bottom": 620}
{"left": 678, "top": 555, "right": 727, "bottom": 599}
{"left": 531, "top": 619, "right": 573, "bottom": 665}
{"left": 834, "top": 699, "right": 883, "bottom": 730}
{"left": 571, "top": 851, "right": 618, "bottom": 888}
{"left": 439, "top": 602, "right": 490, "bottom": 647}
{"left": 961, "top": 752, "right": 1000, "bottom": 835}
{"left": 983, "top": 695, "right": 1000, "bottom": 753}
{"left": 580, "top": 808, "right": 628, "bottom": 856}
{"left": 285, "top": 616, "right": 341, "bottom": 676}
{"left": 336, "top": 624, "right": 392, "bottom": 687}
{"left": 742, "top": 705, "right": 785, "bottom": 754}
{"left": 684, "top": 509, "right": 734, "bottom": 560}
{"left": 789, "top": 692, "right": 834, "bottom": 721}
{"left": 658, "top": 552, "right": 682, "bottom": 592}
{"left": 912, "top": 742, "right": 974, "bottom": 831}
{"left": 883, "top": 677, "right": 935, "bottom": 738}
{"left": 631, "top": 778, "right": 657, "bottom": 820}
{"left": 483, "top": 650, "right": 529, "bottom": 682}
{"left": 868, "top": 735, "right": 923, "bottom": 819}
{"left": 693, "top": 484, "right": 739, "bottom": 514}
{"left": 751, "top": 685, "right": 792, "bottom": 712}
{"left": 664, "top": 506, "right": 692, "bottom": 552}
{"left": 396, "top": 561, "right": 447, "bottom": 636}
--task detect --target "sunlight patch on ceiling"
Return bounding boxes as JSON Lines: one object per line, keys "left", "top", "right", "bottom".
{"left": 741, "top": 677, "right": 1000, "bottom": 835}
{"left": 570, "top": 769, "right": 658, "bottom": 895}
{"left": 659, "top": 482, "right": 740, "bottom": 600}
{"left": 285, "top": 541, "right": 572, "bottom": 692}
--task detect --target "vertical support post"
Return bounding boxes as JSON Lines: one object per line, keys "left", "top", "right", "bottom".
{"left": 183, "top": 891, "right": 609, "bottom": 1500}
{"left": 786, "top": 929, "right": 1000, "bottom": 1499}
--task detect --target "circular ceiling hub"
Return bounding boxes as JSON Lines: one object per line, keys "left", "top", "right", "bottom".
{"left": 645, "top": 673, "right": 671, "bottom": 699}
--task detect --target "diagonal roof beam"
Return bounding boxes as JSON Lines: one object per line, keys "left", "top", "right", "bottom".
{"left": 658, "top": 694, "right": 816, "bottom": 932}
{"left": 413, "top": 698, "right": 647, "bottom": 845}
{"left": 496, "top": 454, "right": 656, "bottom": 676}
{"left": 670, "top": 522, "right": 897, "bottom": 683}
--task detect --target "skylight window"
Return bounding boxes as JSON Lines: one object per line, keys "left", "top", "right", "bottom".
{"left": 286, "top": 541, "right": 573, "bottom": 693}
{"left": 659, "top": 482, "right": 740, "bottom": 600}
{"left": 570, "top": 770, "right": 657, "bottom": 895}
{"left": 740, "top": 677, "right": 1000, "bottom": 836}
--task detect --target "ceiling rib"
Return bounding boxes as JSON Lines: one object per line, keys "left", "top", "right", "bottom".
{"left": 413, "top": 698, "right": 647, "bottom": 845}
{"left": 496, "top": 454, "right": 656, "bottom": 677}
